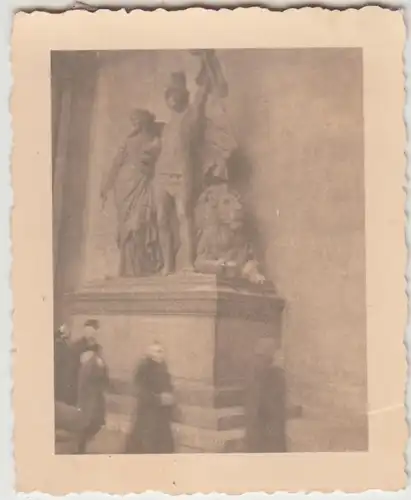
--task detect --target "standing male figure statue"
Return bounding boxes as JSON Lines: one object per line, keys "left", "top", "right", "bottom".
{"left": 155, "top": 50, "right": 227, "bottom": 275}
{"left": 154, "top": 59, "right": 208, "bottom": 275}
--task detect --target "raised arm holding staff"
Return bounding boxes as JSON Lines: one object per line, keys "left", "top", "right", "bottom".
{"left": 154, "top": 52, "right": 212, "bottom": 275}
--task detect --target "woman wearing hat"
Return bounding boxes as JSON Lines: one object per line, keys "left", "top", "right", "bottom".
{"left": 100, "top": 108, "right": 163, "bottom": 277}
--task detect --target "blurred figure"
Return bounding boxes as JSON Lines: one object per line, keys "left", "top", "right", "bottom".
{"left": 125, "top": 341, "right": 175, "bottom": 454}
{"left": 54, "top": 321, "right": 103, "bottom": 453}
{"left": 65, "top": 319, "right": 101, "bottom": 407}
{"left": 76, "top": 341, "right": 109, "bottom": 454}
{"left": 54, "top": 320, "right": 103, "bottom": 447}
{"left": 54, "top": 324, "right": 73, "bottom": 404}
{"left": 244, "top": 338, "right": 287, "bottom": 453}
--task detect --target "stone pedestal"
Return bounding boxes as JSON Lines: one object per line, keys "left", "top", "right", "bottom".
{"left": 65, "top": 274, "right": 284, "bottom": 453}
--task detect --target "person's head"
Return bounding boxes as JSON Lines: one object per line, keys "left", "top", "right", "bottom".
{"left": 130, "top": 108, "right": 155, "bottom": 133}
{"left": 56, "top": 323, "right": 70, "bottom": 341}
{"left": 146, "top": 341, "right": 165, "bottom": 364}
{"left": 84, "top": 319, "right": 99, "bottom": 340}
{"left": 165, "top": 72, "right": 189, "bottom": 113}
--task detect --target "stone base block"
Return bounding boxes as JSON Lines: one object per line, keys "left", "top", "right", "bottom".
{"left": 65, "top": 274, "right": 284, "bottom": 453}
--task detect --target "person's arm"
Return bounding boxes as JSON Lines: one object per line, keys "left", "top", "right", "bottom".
{"left": 147, "top": 135, "right": 162, "bottom": 166}
{"left": 186, "top": 55, "right": 212, "bottom": 127}
{"left": 203, "top": 50, "right": 229, "bottom": 99}
{"left": 100, "top": 141, "right": 127, "bottom": 201}
{"left": 187, "top": 84, "right": 209, "bottom": 126}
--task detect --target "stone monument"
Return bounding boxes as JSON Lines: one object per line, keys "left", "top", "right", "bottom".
{"left": 64, "top": 50, "right": 287, "bottom": 452}
{"left": 66, "top": 274, "right": 284, "bottom": 452}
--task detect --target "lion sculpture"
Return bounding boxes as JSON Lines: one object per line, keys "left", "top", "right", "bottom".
{"left": 194, "top": 183, "right": 266, "bottom": 285}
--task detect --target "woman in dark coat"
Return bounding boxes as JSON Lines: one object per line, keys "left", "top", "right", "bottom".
{"left": 126, "top": 342, "right": 175, "bottom": 454}
{"left": 54, "top": 322, "right": 96, "bottom": 407}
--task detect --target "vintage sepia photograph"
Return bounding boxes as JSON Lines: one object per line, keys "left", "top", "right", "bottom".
{"left": 52, "top": 47, "right": 368, "bottom": 455}
{"left": 12, "top": 8, "right": 406, "bottom": 493}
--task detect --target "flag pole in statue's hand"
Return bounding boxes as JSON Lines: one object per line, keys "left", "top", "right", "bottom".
{"left": 189, "top": 50, "right": 228, "bottom": 98}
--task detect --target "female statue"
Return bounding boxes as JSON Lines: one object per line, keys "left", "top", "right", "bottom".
{"left": 100, "top": 109, "right": 163, "bottom": 277}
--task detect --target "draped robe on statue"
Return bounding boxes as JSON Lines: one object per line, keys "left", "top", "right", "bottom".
{"left": 102, "top": 128, "right": 163, "bottom": 277}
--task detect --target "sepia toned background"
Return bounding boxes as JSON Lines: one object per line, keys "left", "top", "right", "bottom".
{"left": 12, "top": 8, "right": 406, "bottom": 493}
{"left": 52, "top": 48, "right": 367, "bottom": 452}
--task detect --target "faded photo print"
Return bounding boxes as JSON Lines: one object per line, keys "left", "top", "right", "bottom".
{"left": 52, "top": 48, "right": 367, "bottom": 455}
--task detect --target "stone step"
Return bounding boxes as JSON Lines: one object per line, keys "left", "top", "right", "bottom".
{"left": 173, "top": 423, "right": 245, "bottom": 453}
{"left": 104, "top": 413, "right": 245, "bottom": 453}
{"left": 177, "top": 404, "right": 245, "bottom": 430}
{"left": 103, "top": 414, "right": 364, "bottom": 454}
{"left": 105, "top": 412, "right": 131, "bottom": 434}
{"left": 106, "top": 393, "right": 245, "bottom": 430}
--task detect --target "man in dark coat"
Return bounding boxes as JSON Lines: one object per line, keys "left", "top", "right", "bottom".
{"left": 244, "top": 338, "right": 287, "bottom": 453}
{"left": 76, "top": 341, "right": 109, "bottom": 454}
{"left": 67, "top": 319, "right": 101, "bottom": 406}
{"left": 54, "top": 320, "right": 100, "bottom": 406}
{"left": 125, "top": 342, "right": 175, "bottom": 454}
{"left": 54, "top": 319, "right": 105, "bottom": 453}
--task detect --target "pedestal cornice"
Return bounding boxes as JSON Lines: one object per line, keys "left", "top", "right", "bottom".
{"left": 64, "top": 274, "right": 284, "bottom": 321}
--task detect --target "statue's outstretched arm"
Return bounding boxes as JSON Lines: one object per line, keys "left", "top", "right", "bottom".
{"left": 191, "top": 50, "right": 228, "bottom": 99}
{"left": 203, "top": 50, "right": 228, "bottom": 99}
{"left": 100, "top": 142, "right": 126, "bottom": 199}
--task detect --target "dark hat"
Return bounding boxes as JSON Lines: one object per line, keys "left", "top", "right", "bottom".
{"left": 84, "top": 319, "right": 99, "bottom": 330}
{"left": 166, "top": 72, "right": 187, "bottom": 92}
{"left": 130, "top": 108, "right": 155, "bottom": 125}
